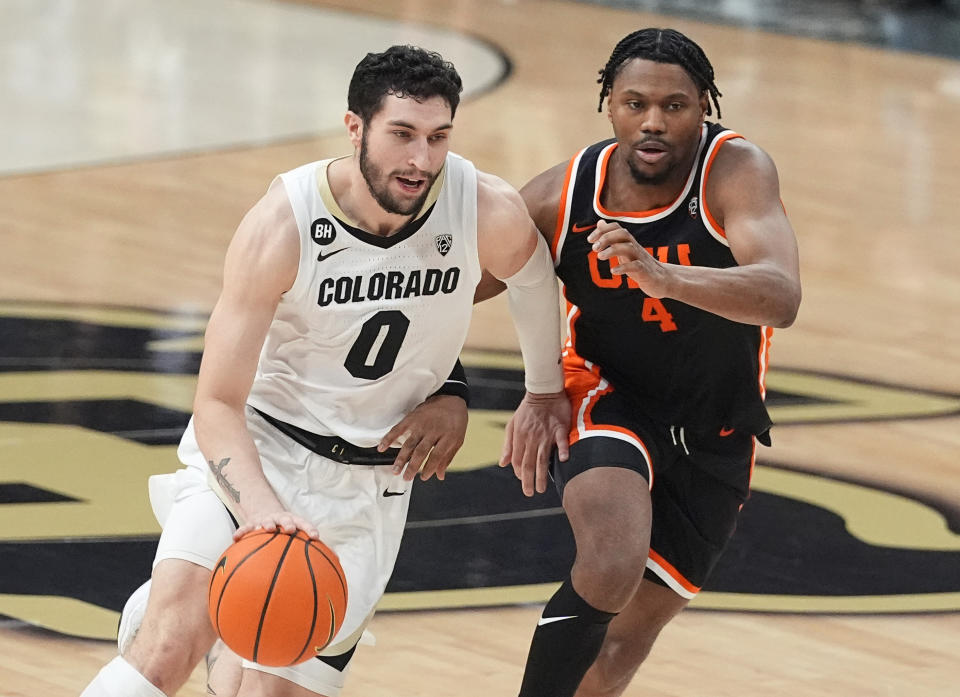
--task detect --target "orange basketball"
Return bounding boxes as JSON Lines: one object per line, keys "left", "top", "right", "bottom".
{"left": 208, "top": 529, "right": 348, "bottom": 666}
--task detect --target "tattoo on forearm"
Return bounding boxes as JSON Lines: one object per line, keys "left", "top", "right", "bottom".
{"left": 208, "top": 457, "right": 240, "bottom": 503}
{"left": 205, "top": 642, "right": 220, "bottom": 694}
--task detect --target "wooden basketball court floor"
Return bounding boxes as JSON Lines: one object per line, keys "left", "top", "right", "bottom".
{"left": 2, "top": 0, "right": 959, "bottom": 695}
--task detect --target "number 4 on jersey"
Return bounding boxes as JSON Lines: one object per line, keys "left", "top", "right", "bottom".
{"left": 641, "top": 298, "right": 677, "bottom": 332}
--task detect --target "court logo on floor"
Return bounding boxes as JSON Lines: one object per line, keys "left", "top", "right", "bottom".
{"left": 0, "top": 302, "right": 958, "bottom": 640}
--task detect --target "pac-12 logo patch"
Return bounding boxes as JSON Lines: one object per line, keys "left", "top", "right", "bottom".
{"left": 311, "top": 218, "right": 336, "bottom": 245}
{"left": 435, "top": 233, "right": 453, "bottom": 256}
{"left": 688, "top": 197, "right": 699, "bottom": 219}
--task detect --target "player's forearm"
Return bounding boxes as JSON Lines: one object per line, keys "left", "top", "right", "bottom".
{"left": 504, "top": 235, "right": 565, "bottom": 394}
{"left": 662, "top": 262, "right": 801, "bottom": 327}
{"left": 193, "top": 397, "right": 285, "bottom": 521}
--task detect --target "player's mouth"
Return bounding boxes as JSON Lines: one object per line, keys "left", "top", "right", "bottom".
{"left": 634, "top": 140, "right": 669, "bottom": 165}
{"left": 395, "top": 175, "right": 426, "bottom": 194}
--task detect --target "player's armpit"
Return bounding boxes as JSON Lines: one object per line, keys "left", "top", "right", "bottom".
{"left": 474, "top": 269, "right": 506, "bottom": 303}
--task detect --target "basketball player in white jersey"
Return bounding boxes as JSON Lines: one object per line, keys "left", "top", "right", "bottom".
{"left": 80, "top": 45, "right": 569, "bottom": 697}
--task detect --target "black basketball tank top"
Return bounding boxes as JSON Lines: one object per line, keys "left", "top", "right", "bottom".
{"left": 552, "top": 122, "right": 773, "bottom": 437}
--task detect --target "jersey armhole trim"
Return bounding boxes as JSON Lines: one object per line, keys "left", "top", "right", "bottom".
{"left": 278, "top": 171, "right": 314, "bottom": 302}
{"left": 699, "top": 131, "right": 743, "bottom": 245}
{"left": 448, "top": 155, "right": 482, "bottom": 286}
{"left": 551, "top": 149, "right": 586, "bottom": 264}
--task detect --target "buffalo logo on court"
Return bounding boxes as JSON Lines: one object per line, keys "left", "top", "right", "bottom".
{"left": 435, "top": 233, "right": 453, "bottom": 256}
{"left": 688, "top": 197, "right": 699, "bottom": 219}
{"left": 311, "top": 218, "right": 336, "bottom": 246}
{"left": 1, "top": 301, "right": 959, "bottom": 641}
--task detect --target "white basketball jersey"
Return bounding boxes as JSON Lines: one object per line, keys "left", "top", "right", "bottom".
{"left": 246, "top": 153, "right": 482, "bottom": 447}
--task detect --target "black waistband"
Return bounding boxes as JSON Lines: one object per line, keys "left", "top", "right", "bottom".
{"left": 252, "top": 407, "right": 399, "bottom": 465}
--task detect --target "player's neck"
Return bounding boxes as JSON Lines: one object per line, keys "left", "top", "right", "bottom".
{"left": 603, "top": 147, "right": 693, "bottom": 213}
{"left": 327, "top": 156, "right": 415, "bottom": 237}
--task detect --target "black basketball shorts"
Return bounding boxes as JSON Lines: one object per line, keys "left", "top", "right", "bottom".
{"left": 553, "top": 361, "right": 758, "bottom": 598}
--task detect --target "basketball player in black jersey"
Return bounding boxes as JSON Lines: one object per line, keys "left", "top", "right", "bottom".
{"left": 482, "top": 28, "right": 801, "bottom": 697}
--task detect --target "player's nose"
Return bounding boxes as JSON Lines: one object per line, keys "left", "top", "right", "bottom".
{"left": 641, "top": 107, "right": 666, "bottom": 134}
{"left": 407, "top": 137, "right": 431, "bottom": 170}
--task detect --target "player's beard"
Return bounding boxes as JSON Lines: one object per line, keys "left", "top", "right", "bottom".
{"left": 359, "top": 131, "right": 435, "bottom": 216}
{"left": 626, "top": 156, "right": 676, "bottom": 186}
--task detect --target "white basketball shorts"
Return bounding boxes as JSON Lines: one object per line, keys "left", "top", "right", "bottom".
{"left": 151, "top": 406, "right": 412, "bottom": 696}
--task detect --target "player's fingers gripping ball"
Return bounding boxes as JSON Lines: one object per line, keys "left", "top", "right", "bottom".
{"left": 208, "top": 529, "right": 348, "bottom": 666}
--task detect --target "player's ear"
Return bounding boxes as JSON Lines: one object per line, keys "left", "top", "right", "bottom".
{"left": 344, "top": 111, "right": 363, "bottom": 148}
{"left": 699, "top": 92, "right": 709, "bottom": 120}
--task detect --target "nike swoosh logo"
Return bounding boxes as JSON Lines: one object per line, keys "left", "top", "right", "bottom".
{"left": 382, "top": 489, "right": 405, "bottom": 497}
{"left": 317, "top": 248, "right": 348, "bottom": 262}
{"left": 537, "top": 615, "right": 577, "bottom": 626}
{"left": 571, "top": 222, "right": 597, "bottom": 234}
{"left": 719, "top": 427, "right": 735, "bottom": 437}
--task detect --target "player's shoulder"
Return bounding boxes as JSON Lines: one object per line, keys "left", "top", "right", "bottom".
{"left": 476, "top": 170, "right": 528, "bottom": 227}
{"left": 230, "top": 176, "right": 299, "bottom": 267}
{"left": 517, "top": 160, "right": 570, "bottom": 235}
{"left": 711, "top": 133, "right": 778, "bottom": 181}
{"left": 251, "top": 177, "right": 298, "bottom": 236}
{"left": 476, "top": 168, "right": 520, "bottom": 200}
{"left": 707, "top": 130, "right": 783, "bottom": 211}
{"left": 522, "top": 160, "right": 570, "bottom": 201}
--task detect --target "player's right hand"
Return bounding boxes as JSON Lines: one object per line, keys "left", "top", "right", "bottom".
{"left": 499, "top": 390, "right": 570, "bottom": 497}
{"left": 233, "top": 512, "right": 320, "bottom": 542}
{"left": 379, "top": 393, "right": 469, "bottom": 482}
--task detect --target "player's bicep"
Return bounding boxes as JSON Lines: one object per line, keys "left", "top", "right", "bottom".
{"left": 725, "top": 200, "right": 799, "bottom": 276}
{"left": 476, "top": 174, "right": 541, "bottom": 280}
{"left": 713, "top": 145, "right": 800, "bottom": 274}
{"left": 195, "top": 191, "right": 299, "bottom": 409}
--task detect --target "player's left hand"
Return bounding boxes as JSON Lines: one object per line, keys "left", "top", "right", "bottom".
{"left": 379, "top": 394, "right": 468, "bottom": 482}
{"left": 499, "top": 391, "right": 570, "bottom": 497}
{"left": 589, "top": 221, "right": 672, "bottom": 297}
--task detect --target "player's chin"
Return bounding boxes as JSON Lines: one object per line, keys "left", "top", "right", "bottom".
{"left": 629, "top": 159, "right": 673, "bottom": 185}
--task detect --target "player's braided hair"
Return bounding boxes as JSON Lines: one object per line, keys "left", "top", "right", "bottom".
{"left": 597, "top": 28, "right": 722, "bottom": 118}
{"left": 349, "top": 45, "right": 463, "bottom": 122}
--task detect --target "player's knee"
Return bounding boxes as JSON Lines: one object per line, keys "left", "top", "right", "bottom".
{"left": 601, "top": 630, "right": 656, "bottom": 670}
{"left": 237, "top": 669, "right": 319, "bottom": 697}
{"left": 608, "top": 546, "right": 647, "bottom": 581}
{"left": 585, "top": 631, "right": 659, "bottom": 696}
{"left": 575, "top": 546, "right": 647, "bottom": 606}
{"left": 126, "top": 580, "right": 218, "bottom": 689}
{"left": 581, "top": 530, "right": 648, "bottom": 582}
{"left": 127, "top": 631, "right": 205, "bottom": 693}
{"left": 146, "top": 561, "right": 219, "bottom": 632}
